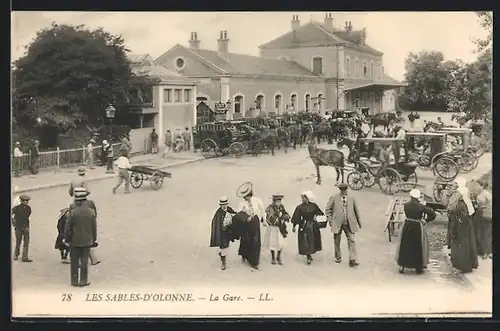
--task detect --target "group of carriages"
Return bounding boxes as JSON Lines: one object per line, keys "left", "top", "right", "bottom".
{"left": 193, "top": 116, "right": 290, "bottom": 159}
{"left": 332, "top": 124, "right": 484, "bottom": 196}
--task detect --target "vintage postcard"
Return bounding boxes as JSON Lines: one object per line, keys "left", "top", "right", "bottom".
{"left": 11, "top": 11, "right": 492, "bottom": 318}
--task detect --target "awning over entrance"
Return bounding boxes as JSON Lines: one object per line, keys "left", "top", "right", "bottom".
{"left": 344, "top": 78, "right": 406, "bottom": 93}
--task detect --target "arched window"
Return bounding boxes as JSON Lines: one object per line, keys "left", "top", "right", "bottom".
{"left": 317, "top": 93, "right": 324, "bottom": 112}
{"left": 345, "top": 57, "right": 350, "bottom": 77}
{"left": 312, "top": 57, "right": 323, "bottom": 75}
{"left": 255, "top": 94, "right": 264, "bottom": 110}
{"left": 234, "top": 95, "right": 243, "bottom": 114}
{"left": 305, "top": 93, "right": 311, "bottom": 111}
{"left": 355, "top": 59, "right": 360, "bottom": 77}
{"left": 370, "top": 61, "right": 374, "bottom": 77}
{"left": 290, "top": 94, "right": 297, "bottom": 112}
{"left": 274, "top": 94, "right": 282, "bottom": 114}
{"left": 363, "top": 61, "right": 368, "bottom": 77}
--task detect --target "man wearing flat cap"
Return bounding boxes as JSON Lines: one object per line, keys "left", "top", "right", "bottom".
{"left": 263, "top": 194, "right": 290, "bottom": 265}
{"left": 210, "top": 196, "right": 236, "bottom": 270}
{"left": 396, "top": 188, "right": 436, "bottom": 274}
{"left": 12, "top": 194, "right": 33, "bottom": 262}
{"left": 325, "top": 183, "right": 362, "bottom": 267}
{"left": 64, "top": 187, "right": 97, "bottom": 287}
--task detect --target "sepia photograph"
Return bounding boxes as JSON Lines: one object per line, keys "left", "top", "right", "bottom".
{"left": 11, "top": 11, "right": 492, "bottom": 318}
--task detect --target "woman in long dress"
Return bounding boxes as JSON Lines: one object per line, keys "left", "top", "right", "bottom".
{"left": 263, "top": 193, "right": 290, "bottom": 265}
{"left": 475, "top": 179, "right": 492, "bottom": 259}
{"left": 291, "top": 190, "right": 324, "bottom": 265}
{"left": 396, "top": 189, "right": 436, "bottom": 274}
{"left": 237, "top": 182, "right": 265, "bottom": 270}
{"left": 447, "top": 177, "right": 478, "bottom": 273}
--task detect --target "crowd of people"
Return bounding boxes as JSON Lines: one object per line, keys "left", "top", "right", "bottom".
{"left": 209, "top": 182, "right": 362, "bottom": 270}
{"left": 150, "top": 127, "right": 192, "bottom": 156}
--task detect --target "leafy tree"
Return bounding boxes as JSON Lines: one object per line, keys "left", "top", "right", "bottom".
{"left": 399, "top": 51, "right": 449, "bottom": 111}
{"left": 12, "top": 23, "right": 158, "bottom": 135}
{"left": 474, "top": 11, "right": 493, "bottom": 53}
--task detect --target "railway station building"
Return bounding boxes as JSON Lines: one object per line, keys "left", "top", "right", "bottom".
{"left": 154, "top": 13, "right": 404, "bottom": 123}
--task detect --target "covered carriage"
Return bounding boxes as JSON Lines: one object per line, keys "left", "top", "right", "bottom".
{"left": 434, "top": 128, "right": 479, "bottom": 174}
{"left": 405, "top": 131, "right": 460, "bottom": 181}
{"left": 193, "top": 121, "right": 247, "bottom": 158}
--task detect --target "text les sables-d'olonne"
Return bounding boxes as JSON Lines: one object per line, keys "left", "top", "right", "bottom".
{"left": 84, "top": 292, "right": 273, "bottom": 302}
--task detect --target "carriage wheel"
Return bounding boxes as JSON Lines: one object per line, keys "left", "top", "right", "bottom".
{"left": 456, "top": 153, "right": 476, "bottom": 174}
{"left": 417, "top": 155, "right": 431, "bottom": 170}
{"left": 150, "top": 176, "right": 164, "bottom": 190}
{"left": 433, "top": 181, "right": 447, "bottom": 203}
{"left": 347, "top": 171, "right": 364, "bottom": 190}
{"left": 378, "top": 168, "right": 401, "bottom": 195}
{"left": 130, "top": 172, "right": 144, "bottom": 189}
{"left": 229, "top": 142, "right": 245, "bottom": 157}
{"left": 200, "top": 139, "right": 218, "bottom": 159}
{"left": 433, "top": 157, "right": 458, "bottom": 181}
{"left": 357, "top": 162, "right": 376, "bottom": 187}
{"left": 474, "top": 145, "right": 485, "bottom": 158}
{"left": 400, "top": 173, "right": 418, "bottom": 192}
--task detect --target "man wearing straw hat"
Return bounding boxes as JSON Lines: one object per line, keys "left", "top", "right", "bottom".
{"left": 395, "top": 188, "right": 436, "bottom": 275}
{"left": 236, "top": 182, "right": 265, "bottom": 270}
{"left": 210, "top": 196, "right": 236, "bottom": 270}
{"left": 69, "top": 166, "right": 90, "bottom": 197}
{"left": 64, "top": 187, "right": 97, "bottom": 287}
{"left": 12, "top": 194, "right": 33, "bottom": 262}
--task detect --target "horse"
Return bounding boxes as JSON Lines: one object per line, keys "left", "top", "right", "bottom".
{"left": 307, "top": 143, "right": 345, "bottom": 185}
{"left": 250, "top": 128, "right": 276, "bottom": 156}
{"left": 369, "top": 112, "right": 397, "bottom": 133}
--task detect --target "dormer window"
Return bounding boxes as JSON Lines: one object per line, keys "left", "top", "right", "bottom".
{"left": 312, "top": 57, "right": 323, "bottom": 75}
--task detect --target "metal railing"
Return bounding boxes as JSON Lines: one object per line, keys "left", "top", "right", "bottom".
{"left": 11, "top": 143, "right": 126, "bottom": 174}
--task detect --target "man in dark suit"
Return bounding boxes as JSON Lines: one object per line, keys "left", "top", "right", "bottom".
{"left": 64, "top": 188, "right": 97, "bottom": 287}
{"left": 325, "top": 183, "right": 362, "bottom": 267}
{"left": 12, "top": 195, "right": 33, "bottom": 262}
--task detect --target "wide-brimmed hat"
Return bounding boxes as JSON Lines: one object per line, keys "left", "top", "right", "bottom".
{"left": 15, "top": 141, "right": 20, "bottom": 145}
{"left": 236, "top": 182, "right": 253, "bottom": 198}
{"left": 219, "top": 196, "right": 229, "bottom": 205}
{"left": 19, "top": 194, "right": 31, "bottom": 201}
{"left": 73, "top": 187, "right": 89, "bottom": 201}
{"left": 77, "top": 166, "right": 86, "bottom": 174}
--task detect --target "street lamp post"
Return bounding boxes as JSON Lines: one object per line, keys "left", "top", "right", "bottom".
{"left": 105, "top": 105, "right": 116, "bottom": 174}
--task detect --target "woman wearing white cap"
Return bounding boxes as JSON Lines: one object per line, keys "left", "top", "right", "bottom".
{"left": 447, "top": 177, "right": 479, "bottom": 273}
{"left": 291, "top": 190, "right": 325, "bottom": 265}
{"left": 210, "top": 196, "right": 236, "bottom": 270}
{"left": 396, "top": 188, "right": 436, "bottom": 274}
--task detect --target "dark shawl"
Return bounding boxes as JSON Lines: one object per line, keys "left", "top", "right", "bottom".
{"left": 209, "top": 207, "right": 236, "bottom": 249}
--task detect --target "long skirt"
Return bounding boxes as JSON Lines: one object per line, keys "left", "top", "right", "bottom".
{"left": 297, "top": 221, "right": 322, "bottom": 255}
{"left": 450, "top": 217, "right": 479, "bottom": 273}
{"left": 474, "top": 214, "right": 492, "bottom": 256}
{"left": 396, "top": 220, "right": 429, "bottom": 269}
{"left": 238, "top": 216, "right": 261, "bottom": 267}
{"left": 263, "top": 225, "right": 284, "bottom": 251}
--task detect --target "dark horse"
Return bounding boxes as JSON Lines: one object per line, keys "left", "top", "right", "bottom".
{"left": 369, "top": 113, "right": 398, "bottom": 132}
{"left": 250, "top": 128, "right": 277, "bottom": 156}
{"left": 307, "top": 143, "right": 345, "bottom": 185}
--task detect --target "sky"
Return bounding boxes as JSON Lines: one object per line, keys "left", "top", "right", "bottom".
{"left": 11, "top": 11, "right": 488, "bottom": 81}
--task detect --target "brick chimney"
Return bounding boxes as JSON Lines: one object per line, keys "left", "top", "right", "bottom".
{"left": 217, "top": 30, "right": 229, "bottom": 61}
{"left": 291, "top": 15, "right": 300, "bottom": 31}
{"left": 344, "top": 21, "right": 353, "bottom": 32}
{"left": 188, "top": 32, "right": 200, "bottom": 50}
{"left": 323, "top": 12, "right": 333, "bottom": 33}
{"left": 360, "top": 27, "right": 367, "bottom": 45}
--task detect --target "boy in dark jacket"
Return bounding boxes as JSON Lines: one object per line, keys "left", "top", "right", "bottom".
{"left": 12, "top": 195, "right": 33, "bottom": 262}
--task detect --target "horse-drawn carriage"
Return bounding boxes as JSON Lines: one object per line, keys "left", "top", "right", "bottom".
{"left": 194, "top": 121, "right": 247, "bottom": 158}
{"left": 434, "top": 128, "right": 479, "bottom": 174}
{"left": 405, "top": 132, "right": 460, "bottom": 181}
{"left": 347, "top": 137, "right": 419, "bottom": 195}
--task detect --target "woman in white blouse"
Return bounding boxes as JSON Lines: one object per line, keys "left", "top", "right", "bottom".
{"left": 236, "top": 182, "right": 265, "bottom": 270}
